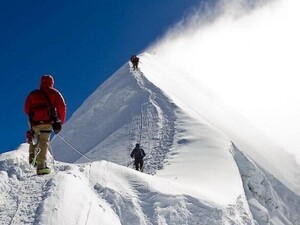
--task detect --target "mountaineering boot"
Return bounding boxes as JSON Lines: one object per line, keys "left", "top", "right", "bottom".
{"left": 36, "top": 162, "right": 51, "bottom": 175}
{"left": 37, "top": 166, "right": 51, "bottom": 175}
{"left": 37, "top": 167, "right": 51, "bottom": 175}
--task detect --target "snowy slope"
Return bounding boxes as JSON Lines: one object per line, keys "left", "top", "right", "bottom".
{"left": 140, "top": 52, "right": 300, "bottom": 196}
{"left": 1, "top": 58, "right": 300, "bottom": 225}
{"left": 48, "top": 52, "right": 299, "bottom": 224}
{"left": 52, "top": 60, "right": 245, "bottom": 205}
{"left": 51, "top": 64, "right": 177, "bottom": 175}
{"left": 1, "top": 145, "right": 256, "bottom": 225}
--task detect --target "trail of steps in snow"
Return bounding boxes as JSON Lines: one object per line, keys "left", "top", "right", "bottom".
{"left": 130, "top": 70, "right": 176, "bottom": 174}
{"left": 0, "top": 167, "right": 53, "bottom": 225}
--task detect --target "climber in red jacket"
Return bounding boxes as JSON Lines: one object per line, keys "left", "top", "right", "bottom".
{"left": 24, "top": 74, "right": 66, "bottom": 175}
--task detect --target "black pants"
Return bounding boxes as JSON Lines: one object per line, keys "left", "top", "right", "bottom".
{"left": 133, "top": 62, "right": 138, "bottom": 70}
{"left": 134, "top": 158, "right": 143, "bottom": 171}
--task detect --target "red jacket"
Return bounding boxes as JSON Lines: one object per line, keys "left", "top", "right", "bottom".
{"left": 24, "top": 78, "right": 66, "bottom": 126}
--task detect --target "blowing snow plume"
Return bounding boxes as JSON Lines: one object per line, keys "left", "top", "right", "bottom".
{"left": 148, "top": 0, "right": 300, "bottom": 163}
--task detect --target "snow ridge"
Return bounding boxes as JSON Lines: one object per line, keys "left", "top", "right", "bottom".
{"left": 232, "top": 144, "right": 300, "bottom": 225}
{"left": 49, "top": 53, "right": 299, "bottom": 224}
{"left": 0, "top": 145, "right": 54, "bottom": 225}
{"left": 130, "top": 69, "right": 177, "bottom": 173}
{"left": 1, "top": 146, "right": 256, "bottom": 225}
{"left": 51, "top": 65, "right": 177, "bottom": 175}
{"left": 1, "top": 52, "right": 299, "bottom": 224}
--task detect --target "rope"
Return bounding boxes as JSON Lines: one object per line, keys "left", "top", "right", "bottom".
{"left": 56, "top": 134, "right": 93, "bottom": 163}
{"left": 31, "top": 147, "right": 41, "bottom": 168}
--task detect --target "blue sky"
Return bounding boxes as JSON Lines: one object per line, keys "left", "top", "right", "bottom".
{"left": 0, "top": 0, "right": 201, "bottom": 153}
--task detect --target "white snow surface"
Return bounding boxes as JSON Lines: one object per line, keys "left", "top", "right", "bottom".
{"left": 1, "top": 145, "right": 254, "bottom": 225}
{"left": 1, "top": 0, "right": 300, "bottom": 224}
{"left": 1, "top": 56, "right": 299, "bottom": 224}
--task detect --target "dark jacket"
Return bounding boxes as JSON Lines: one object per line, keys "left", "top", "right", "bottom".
{"left": 130, "top": 147, "right": 146, "bottom": 159}
{"left": 130, "top": 55, "right": 139, "bottom": 64}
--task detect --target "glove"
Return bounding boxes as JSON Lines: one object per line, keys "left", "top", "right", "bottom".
{"left": 52, "top": 121, "right": 62, "bottom": 134}
{"left": 26, "top": 130, "right": 33, "bottom": 143}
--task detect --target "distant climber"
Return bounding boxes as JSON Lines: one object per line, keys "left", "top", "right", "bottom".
{"left": 24, "top": 74, "right": 66, "bottom": 175}
{"left": 130, "top": 55, "right": 139, "bottom": 70}
{"left": 130, "top": 143, "right": 146, "bottom": 171}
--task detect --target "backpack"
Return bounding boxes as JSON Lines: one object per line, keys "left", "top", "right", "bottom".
{"left": 29, "top": 90, "right": 56, "bottom": 124}
{"left": 30, "top": 104, "right": 53, "bottom": 123}
{"left": 135, "top": 148, "right": 145, "bottom": 159}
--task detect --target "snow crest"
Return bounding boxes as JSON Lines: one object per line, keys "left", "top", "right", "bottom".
{"left": 1, "top": 145, "right": 255, "bottom": 225}
{"left": 232, "top": 144, "right": 300, "bottom": 225}
{"left": 51, "top": 65, "right": 177, "bottom": 175}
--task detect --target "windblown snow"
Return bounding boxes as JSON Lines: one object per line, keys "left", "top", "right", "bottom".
{"left": 1, "top": 0, "right": 300, "bottom": 224}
